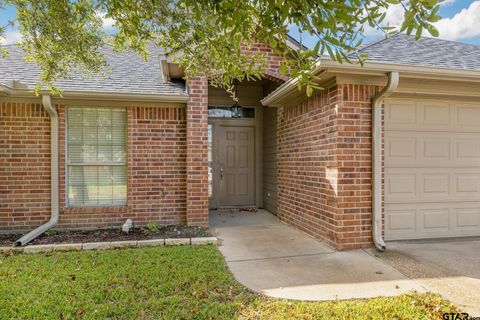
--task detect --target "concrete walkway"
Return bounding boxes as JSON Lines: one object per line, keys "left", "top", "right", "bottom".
{"left": 210, "top": 210, "right": 424, "bottom": 301}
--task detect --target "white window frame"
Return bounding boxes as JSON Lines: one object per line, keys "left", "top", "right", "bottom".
{"left": 66, "top": 106, "right": 128, "bottom": 208}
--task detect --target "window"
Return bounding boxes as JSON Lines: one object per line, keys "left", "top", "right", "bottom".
{"left": 67, "top": 107, "right": 127, "bottom": 207}
{"left": 208, "top": 106, "right": 255, "bottom": 118}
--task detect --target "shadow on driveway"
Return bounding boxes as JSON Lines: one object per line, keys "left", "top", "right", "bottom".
{"left": 370, "top": 238, "right": 480, "bottom": 315}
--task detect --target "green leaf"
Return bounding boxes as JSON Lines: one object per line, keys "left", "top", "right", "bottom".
{"left": 425, "top": 24, "right": 439, "bottom": 37}
{"left": 306, "top": 84, "right": 313, "bottom": 97}
{"left": 427, "top": 14, "right": 442, "bottom": 23}
{"left": 415, "top": 26, "right": 423, "bottom": 39}
{"left": 312, "top": 41, "right": 320, "bottom": 56}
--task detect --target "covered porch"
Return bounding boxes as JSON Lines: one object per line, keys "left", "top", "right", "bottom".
{"left": 207, "top": 78, "right": 280, "bottom": 213}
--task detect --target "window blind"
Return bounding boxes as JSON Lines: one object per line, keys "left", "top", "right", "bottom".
{"left": 67, "top": 107, "right": 127, "bottom": 206}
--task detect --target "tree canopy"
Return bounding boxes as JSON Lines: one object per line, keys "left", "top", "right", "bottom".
{"left": 0, "top": 0, "right": 444, "bottom": 95}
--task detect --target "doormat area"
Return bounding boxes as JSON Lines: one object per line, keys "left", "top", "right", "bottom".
{"left": 210, "top": 207, "right": 257, "bottom": 212}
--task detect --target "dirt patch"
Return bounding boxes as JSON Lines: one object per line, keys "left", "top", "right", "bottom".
{"left": 0, "top": 225, "right": 211, "bottom": 246}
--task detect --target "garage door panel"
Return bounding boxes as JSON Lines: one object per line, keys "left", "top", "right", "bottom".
{"left": 422, "top": 208, "right": 450, "bottom": 232}
{"left": 455, "top": 104, "right": 480, "bottom": 130}
{"left": 386, "top": 202, "right": 480, "bottom": 240}
{"left": 421, "top": 102, "right": 451, "bottom": 126}
{"left": 386, "top": 100, "right": 480, "bottom": 133}
{"left": 386, "top": 132, "right": 480, "bottom": 167}
{"left": 422, "top": 136, "right": 450, "bottom": 160}
{"left": 385, "top": 100, "right": 417, "bottom": 126}
{"left": 422, "top": 173, "right": 450, "bottom": 198}
{"left": 386, "top": 132, "right": 453, "bottom": 166}
{"left": 455, "top": 208, "right": 480, "bottom": 230}
{"left": 386, "top": 170, "right": 451, "bottom": 203}
{"left": 385, "top": 98, "right": 480, "bottom": 240}
{"left": 455, "top": 174, "right": 480, "bottom": 194}
{"left": 386, "top": 173, "right": 416, "bottom": 201}
{"left": 385, "top": 100, "right": 453, "bottom": 131}
{"left": 386, "top": 168, "right": 480, "bottom": 203}
{"left": 387, "top": 209, "right": 416, "bottom": 233}
{"left": 454, "top": 137, "right": 480, "bottom": 160}
{"left": 386, "top": 135, "right": 416, "bottom": 163}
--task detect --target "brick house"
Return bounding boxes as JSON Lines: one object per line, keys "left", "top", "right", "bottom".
{"left": 2, "top": 34, "right": 480, "bottom": 249}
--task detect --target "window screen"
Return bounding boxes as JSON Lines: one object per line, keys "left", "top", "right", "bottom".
{"left": 67, "top": 107, "right": 127, "bottom": 206}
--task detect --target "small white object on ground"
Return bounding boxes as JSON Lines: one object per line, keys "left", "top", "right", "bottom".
{"left": 122, "top": 219, "right": 133, "bottom": 234}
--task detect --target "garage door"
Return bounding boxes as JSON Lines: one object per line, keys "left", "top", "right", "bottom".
{"left": 385, "top": 98, "right": 480, "bottom": 240}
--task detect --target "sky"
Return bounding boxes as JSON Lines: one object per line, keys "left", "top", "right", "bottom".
{"left": 1, "top": 0, "right": 480, "bottom": 47}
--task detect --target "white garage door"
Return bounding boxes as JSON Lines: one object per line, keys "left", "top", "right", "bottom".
{"left": 385, "top": 98, "right": 480, "bottom": 240}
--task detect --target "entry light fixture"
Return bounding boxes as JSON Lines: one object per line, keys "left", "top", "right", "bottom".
{"left": 230, "top": 102, "right": 242, "bottom": 118}
{"left": 229, "top": 80, "right": 242, "bottom": 118}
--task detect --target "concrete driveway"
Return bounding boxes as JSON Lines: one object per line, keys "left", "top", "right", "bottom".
{"left": 210, "top": 210, "right": 424, "bottom": 301}
{"left": 370, "top": 239, "right": 480, "bottom": 315}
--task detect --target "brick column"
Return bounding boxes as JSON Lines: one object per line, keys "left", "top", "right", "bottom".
{"left": 186, "top": 76, "right": 209, "bottom": 226}
{"left": 334, "top": 84, "right": 380, "bottom": 250}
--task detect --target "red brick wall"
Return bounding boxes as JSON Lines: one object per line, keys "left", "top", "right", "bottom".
{"left": 1, "top": 103, "right": 187, "bottom": 232}
{"left": 335, "top": 84, "right": 380, "bottom": 250}
{"left": 128, "top": 107, "right": 187, "bottom": 225}
{"left": 186, "top": 76, "right": 209, "bottom": 226}
{"left": 277, "top": 87, "right": 341, "bottom": 248}
{"left": 0, "top": 102, "right": 51, "bottom": 232}
{"left": 277, "top": 84, "right": 380, "bottom": 250}
{"left": 240, "top": 40, "right": 289, "bottom": 82}
{"left": 58, "top": 105, "right": 187, "bottom": 230}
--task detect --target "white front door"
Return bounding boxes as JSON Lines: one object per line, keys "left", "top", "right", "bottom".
{"left": 216, "top": 125, "right": 255, "bottom": 207}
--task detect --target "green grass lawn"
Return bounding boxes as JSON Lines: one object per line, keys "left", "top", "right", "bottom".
{"left": 0, "top": 246, "right": 457, "bottom": 319}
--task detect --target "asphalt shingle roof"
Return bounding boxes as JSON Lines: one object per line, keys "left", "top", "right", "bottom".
{"left": 350, "top": 33, "right": 480, "bottom": 71}
{"left": 3, "top": 34, "right": 480, "bottom": 95}
{"left": 0, "top": 44, "right": 186, "bottom": 95}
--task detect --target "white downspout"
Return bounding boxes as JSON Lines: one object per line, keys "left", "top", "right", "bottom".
{"left": 14, "top": 94, "right": 59, "bottom": 246}
{"left": 371, "top": 72, "right": 399, "bottom": 251}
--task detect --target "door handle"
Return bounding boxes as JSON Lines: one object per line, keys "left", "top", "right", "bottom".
{"left": 220, "top": 168, "right": 223, "bottom": 180}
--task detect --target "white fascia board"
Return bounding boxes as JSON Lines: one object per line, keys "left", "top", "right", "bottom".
{"left": 4, "top": 88, "right": 189, "bottom": 103}
{"left": 262, "top": 57, "right": 480, "bottom": 107}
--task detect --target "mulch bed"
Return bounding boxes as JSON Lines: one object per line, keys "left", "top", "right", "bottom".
{"left": 0, "top": 225, "right": 211, "bottom": 246}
